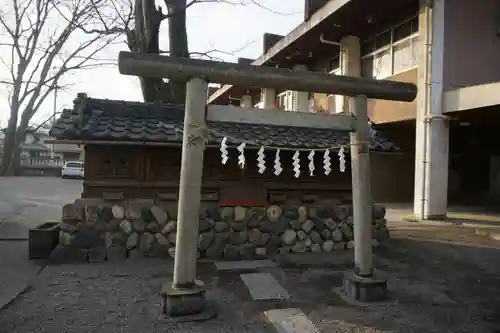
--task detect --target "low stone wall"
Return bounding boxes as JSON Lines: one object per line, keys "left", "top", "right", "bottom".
{"left": 58, "top": 199, "right": 389, "bottom": 262}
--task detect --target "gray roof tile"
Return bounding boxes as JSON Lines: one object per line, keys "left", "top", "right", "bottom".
{"left": 49, "top": 96, "right": 399, "bottom": 152}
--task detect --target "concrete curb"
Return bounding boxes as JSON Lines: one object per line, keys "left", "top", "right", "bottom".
{"left": 0, "top": 265, "right": 45, "bottom": 311}
{"left": 473, "top": 228, "right": 500, "bottom": 242}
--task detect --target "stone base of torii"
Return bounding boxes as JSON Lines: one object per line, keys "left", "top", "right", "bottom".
{"left": 118, "top": 51, "right": 417, "bottom": 320}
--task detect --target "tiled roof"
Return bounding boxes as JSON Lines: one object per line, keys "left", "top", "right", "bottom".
{"left": 49, "top": 96, "right": 400, "bottom": 152}
{"left": 20, "top": 142, "right": 49, "bottom": 151}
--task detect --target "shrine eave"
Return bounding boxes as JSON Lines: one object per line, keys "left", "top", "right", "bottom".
{"left": 49, "top": 96, "right": 400, "bottom": 152}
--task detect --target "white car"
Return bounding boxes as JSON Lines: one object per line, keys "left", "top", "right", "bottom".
{"left": 61, "top": 161, "right": 84, "bottom": 179}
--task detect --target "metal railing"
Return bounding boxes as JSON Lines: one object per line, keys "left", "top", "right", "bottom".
{"left": 20, "top": 158, "right": 63, "bottom": 168}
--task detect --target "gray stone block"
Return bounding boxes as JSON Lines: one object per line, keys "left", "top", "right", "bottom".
{"left": 214, "top": 222, "right": 229, "bottom": 232}
{"left": 238, "top": 244, "right": 255, "bottom": 260}
{"left": 198, "top": 219, "right": 214, "bottom": 233}
{"left": 290, "top": 220, "right": 302, "bottom": 230}
{"left": 161, "top": 280, "right": 215, "bottom": 322}
{"left": 229, "top": 231, "right": 247, "bottom": 245}
{"left": 198, "top": 231, "right": 215, "bottom": 251}
{"left": 88, "top": 247, "right": 106, "bottom": 263}
{"left": 74, "top": 227, "right": 103, "bottom": 250}
{"left": 223, "top": 244, "right": 239, "bottom": 260}
{"left": 342, "top": 270, "right": 388, "bottom": 302}
{"left": 310, "top": 230, "right": 323, "bottom": 244}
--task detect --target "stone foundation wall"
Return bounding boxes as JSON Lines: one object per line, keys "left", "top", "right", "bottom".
{"left": 58, "top": 199, "right": 389, "bottom": 262}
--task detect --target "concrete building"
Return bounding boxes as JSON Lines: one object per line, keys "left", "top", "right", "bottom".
{"left": 208, "top": 0, "right": 500, "bottom": 220}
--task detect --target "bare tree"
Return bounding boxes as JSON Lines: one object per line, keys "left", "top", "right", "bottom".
{"left": 125, "top": 0, "right": 283, "bottom": 103}
{"left": 0, "top": 0, "right": 133, "bottom": 175}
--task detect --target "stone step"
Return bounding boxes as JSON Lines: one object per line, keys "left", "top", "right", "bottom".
{"left": 214, "top": 259, "right": 276, "bottom": 271}
{"left": 264, "top": 308, "right": 320, "bottom": 333}
{"left": 240, "top": 272, "right": 290, "bottom": 301}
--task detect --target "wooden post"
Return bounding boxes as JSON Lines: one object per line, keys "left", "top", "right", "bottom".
{"left": 161, "top": 78, "right": 215, "bottom": 320}
{"left": 343, "top": 94, "right": 388, "bottom": 302}
{"left": 173, "top": 77, "right": 207, "bottom": 287}
{"left": 348, "top": 95, "right": 373, "bottom": 277}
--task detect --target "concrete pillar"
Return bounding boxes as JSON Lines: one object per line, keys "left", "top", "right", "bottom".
{"left": 413, "top": 0, "right": 449, "bottom": 220}
{"left": 327, "top": 95, "right": 336, "bottom": 113}
{"left": 80, "top": 146, "right": 85, "bottom": 161}
{"left": 340, "top": 36, "right": 361, "bottom": 114}
{"left": 349, "top": 95, "right": 373, "bottom": 277}
{"left": 173, "top": 78, "right": 207, "bottom": 288}
{"left": 161, "top": 78, "right": 215, "bottom": 320}
{"left": 240, "top": 94, "right": 252, "bottom": 108}
{"left": 293, "top": 64, "right": 309, "bottom": 112}
{"left": 261, "top": 88, "right": 276, "bottom": 109}
{"left": 343, "top": 95, "right": 388, "bottom": 302}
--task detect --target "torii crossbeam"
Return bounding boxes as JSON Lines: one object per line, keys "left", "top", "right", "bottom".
{"left": 118, "top": 51, "right": 417, "bottom": 321}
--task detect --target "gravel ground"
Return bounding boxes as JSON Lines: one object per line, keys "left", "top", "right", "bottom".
{"left": 2, "top": 217, "right": 500, "bottom": 332}
{"left": 0, "top": 259, "right": 276, "bottom": 333}
{"left": 307, "top": 221, "right": 500, "bottom": 333}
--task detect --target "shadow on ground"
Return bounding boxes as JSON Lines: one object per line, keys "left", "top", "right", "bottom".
{"left": 263, "top": 236, "right": 500, "bottom": 333}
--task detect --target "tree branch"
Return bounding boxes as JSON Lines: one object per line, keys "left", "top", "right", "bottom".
{"left": 0, "top": 0, "right": 132, "bottom": 174}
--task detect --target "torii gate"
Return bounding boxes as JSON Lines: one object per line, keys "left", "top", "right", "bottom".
{"left": 118, "top": 51, "right": 417, "bottom": 320}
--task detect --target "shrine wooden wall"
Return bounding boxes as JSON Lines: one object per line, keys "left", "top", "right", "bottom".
{"left": 82, "top": 145, "right": 352, "bottom": 204}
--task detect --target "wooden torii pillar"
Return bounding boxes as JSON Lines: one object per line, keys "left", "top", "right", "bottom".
{"left": 118, "top": 51, "right": 417, "bottom": 320}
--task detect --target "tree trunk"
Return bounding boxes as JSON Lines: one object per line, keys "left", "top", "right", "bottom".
{"left": 11, "top": 149, "right": 21, "bottom": 176}
{"left": 1, "top": 130, "right": 23, "bottom": 176}
{"left": 129, "top": 0, "right": 190, "bottom": 104}
{"left": 165, "top": 0, "right": 189, "bottom": 104}
{"left": 128, "top": 0, "right": 164, "bottom": 102}
{"left": 129, "top": 0, "right": 186, "bottom": 103}
{"left": 0, "top": 116, "right": 18, "bottom": 175}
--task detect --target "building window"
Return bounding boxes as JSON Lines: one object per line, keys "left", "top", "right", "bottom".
{"left": 361, "top": 16, "right": 419, "bottom": 79}
{"left": 393, "top": 37, "right": 418, "bottom": 74}
{"left": 372, "top": 48, "right": 392, "bottom": 79}
{"left": 329, "top": 55, "right": 340, "bottom": 72}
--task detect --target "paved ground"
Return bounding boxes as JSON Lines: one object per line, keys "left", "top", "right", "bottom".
{"left": 0, "top": 176, "right": 82, "bottom": 237}
{"left": 1, "top": 178, "right": 500, "bottom": 332}
{"left": 0, "top": 177, "right": 81, "bottom": 311}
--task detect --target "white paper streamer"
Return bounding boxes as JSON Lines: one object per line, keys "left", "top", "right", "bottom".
{"left": 257, "top": 146, "right": 266, "bottom": 174}
{"left": 274, "top": 149, "right": 283, "bottom": 176}
{"left": 218, "top": 135, "right": 347, "bottom": 176}
{"left": 292, "top": 150, "right": 301, "bottom": 178}
{"left": 308, "top": 150, "right": 315, "bottom": 176}
{"left": 237, "top": 142, "right": 246, "bottom": 169}
{"left": 323, "top": 149, "right": 331, "bottom": 175}
{"left": 338, "top": 146, "right": 346, "bottom": 172}
{"left": 220, "top": 137, "right": 228, "bottom": 165}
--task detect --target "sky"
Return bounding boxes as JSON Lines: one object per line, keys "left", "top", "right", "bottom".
{"left": 0, "top": 0, "right": 304, "bottom": 126}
